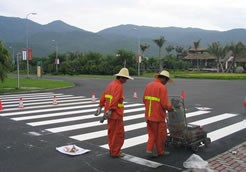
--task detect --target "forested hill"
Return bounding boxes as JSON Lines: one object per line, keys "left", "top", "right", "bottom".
{"left": 1, "top": 16, "right": 246, "bottom": 57}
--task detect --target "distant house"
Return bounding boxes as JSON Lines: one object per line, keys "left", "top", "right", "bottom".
{"left": 184, "top": 48, "right": 246, "bottom": 72}
{"left": 183, "top": 48, "right": 216, "bottom": 70}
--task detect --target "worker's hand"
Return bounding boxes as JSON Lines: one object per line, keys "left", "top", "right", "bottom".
{"left": 94, "top": 107, "right": 102, "bottom": 116}
{"left": 104, "top": 110, "right": 112, "bottom": 118}
{"left": 168, "top": 106, "right": 175, "bottom": 112}
{"left": 99, "top": 110, "right": 112, "bottom": 123}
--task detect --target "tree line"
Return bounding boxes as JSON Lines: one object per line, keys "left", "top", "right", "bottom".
{"left": 1, "top": 36, "right": 246, "bottom": 81}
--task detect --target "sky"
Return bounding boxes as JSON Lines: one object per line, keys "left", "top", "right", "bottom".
{"left": 1, "top": 0, "right": 246, "bottom": 33}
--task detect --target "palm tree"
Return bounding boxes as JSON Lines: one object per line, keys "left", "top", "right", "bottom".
{"left": 193, "top": 39, "right": 201, "bottom": 69}
{"left": 153, "top": 36, "right": 166, "bottom": 71}
{"left": 0, "top": 41, "right": 11, "bottom": 82}
{"left": 207, "top": 42, "right": 228, "bottom": 72}
{"left": 228, "top": 42, "right": 245, "bottom": 73}
{"left": 165, "top": 45, "right": 174, "bottom": 55}
{"left": 140, "top": 43, "right": 150, "bottom": 58}
{"left": 175, "top": 46, "right": 184, "bottom": 59}
{"left": 140, "top": 43, "right": 150, "bottom": 73}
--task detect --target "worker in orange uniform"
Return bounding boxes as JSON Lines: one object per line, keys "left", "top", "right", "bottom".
{"left": 143, "top": 70, "right": 173, "bottom": 157}
{"left": 95, "top": 68, "right": 133, "bottom": 158}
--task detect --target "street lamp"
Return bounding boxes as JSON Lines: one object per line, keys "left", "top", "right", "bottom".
{"left": 133, "top": 28, "right": 141, "bottom": 76}
{"left": 52, "top": 40, "right": 58, "bottom": 73}
{"left": 26, "top": 12, "right": 37, "bottom": 78}
{"left": 9, "top": 46, "right": 15, "bottom": 64}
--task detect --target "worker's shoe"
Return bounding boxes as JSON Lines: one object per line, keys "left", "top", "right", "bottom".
{"left": 164, "top": 151, "right": 171, "bottom": 155}
{"left": 145, "top": 151, "right": 158, "bottom": 158}
{"left": 111, "top": 152, "right": 125, "bottom": 158}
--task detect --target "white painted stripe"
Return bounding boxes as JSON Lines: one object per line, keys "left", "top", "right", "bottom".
{"left": 2, "top": 99, "right": 98, "bottom": 110}
{"left": 28, "top": 113, "right": 144, "bottom": 126}
{"left": 12, "top": 109, "right": 96, "bottom": 121}
{"left": 1, "top": 94, "right": 74, "bottom": 102}
{"left": 45, "top": 114, "right": 145, "bottom": 133}
{"left": 0, "top": 92, "right": 55, "bottom": 99}
{"left": 70, "top": 122, "right": 146, "bottom": 141}
{"left": 1, "top": 104, "right": 99, "bottom": 117}
{"left": 121, "top": 153, "right": 163, "bottom": 168}
{"left": 0, "top": 95, "right": 82, "bottom": 105}
{"left": 190, "top": 113, "right": 238, "bottom": 126}
{"left": 12, "top": 106, "right": 144, "bottom": 121}
{"left": 208, "top": 120, "right": 246, "bottom": 142}
{"left": 186, "top": 110, "right": 210, "bottom": 118}
{"left": 100, "top": 134, "right": 148, "bottom": 149}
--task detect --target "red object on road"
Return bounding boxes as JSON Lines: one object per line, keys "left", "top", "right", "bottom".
{"left": 243, "top": 98, "right": 246, "bottom": 107}
{"left": 0, "top": 99, "right": 3, "bottom": 110}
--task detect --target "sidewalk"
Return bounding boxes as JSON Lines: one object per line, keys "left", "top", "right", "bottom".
{"left": 208, "top": 142, "right": 246, "bottom": 172}
{"left": 183, "top": 142, "right": 246, "bottom": 172}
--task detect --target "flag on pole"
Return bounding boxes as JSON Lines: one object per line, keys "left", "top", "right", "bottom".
{"left": 28, "top": 48, "right": 32, "bottom": 60}
{"left": 22, "top": 49, "right": 27, "bottom": 60}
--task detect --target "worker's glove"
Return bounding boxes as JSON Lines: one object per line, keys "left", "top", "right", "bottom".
{"left": 100, "top": 110, "right": 112, "bottom": 123}
{"left": 94, "top": 107, "right": 102, "bottom": 116}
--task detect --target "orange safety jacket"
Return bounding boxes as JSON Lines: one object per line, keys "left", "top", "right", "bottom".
{"left": 99, "top": 79, "right": 124, "bottom": 119}
{"left": 143, "top": 79, "right": 172, "bottom": 121}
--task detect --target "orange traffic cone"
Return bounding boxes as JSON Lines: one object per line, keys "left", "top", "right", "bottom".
{"left": 0, "top": 99, "right": 3, "bottom": 110}
{"left": 53, "top": 95, "right": 58, "bottom": 105}
{"left": 133, "top": 89, "right": 138, "bottom": 99}
{"left": 91, "top": 92, "right": 96, "bottom": 103}
{"left": 19, "top": 97, "right": 24, "bottom": 108}
{"left": 180, "top": 90, "right": 186, "bottom": 100}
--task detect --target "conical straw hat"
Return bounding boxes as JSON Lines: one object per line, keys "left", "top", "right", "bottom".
{"left": 115, "top": 68, "right": 134, "bottom": 80}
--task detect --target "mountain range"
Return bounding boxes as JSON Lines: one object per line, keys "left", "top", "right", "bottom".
{"left": 1, "top": 16, "right": 246, "bottom": 57}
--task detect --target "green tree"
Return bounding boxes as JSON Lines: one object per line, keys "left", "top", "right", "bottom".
{"left": 193, "top": 39, "right": 201, "bottom": 69}
{"left": 165, "top": 45, "right": 174, "bottom": 55}
{"left": 228, "top": 42, "right": 245, "bottom": 72}
{"left": 153, "top": 36, "right": 166, "bottom": 71}
{"left": 207, "top": 42, "right": 228, "bottom": 72}
{"left": 0, "top": 41, "right": 11, "bottom": 82}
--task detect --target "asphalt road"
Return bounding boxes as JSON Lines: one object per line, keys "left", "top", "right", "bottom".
{"left": 0, "top": 76, "right": 245, "bottom": 172}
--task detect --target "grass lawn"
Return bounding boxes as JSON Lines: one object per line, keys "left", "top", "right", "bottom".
{"left": 143, "top": 71, "right": 246, "bottom": 80}
{"left": 0, "top": 77, "right": 74, "bottom": 94}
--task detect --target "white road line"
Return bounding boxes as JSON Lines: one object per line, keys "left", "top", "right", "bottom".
{"left": 3, "top": 96, "right": 91, "bottom": 107}
{"left": 190, "top": 113, "right": 238, "bottom": 126}
{"left": 100, "top": 135, "right": 148, "bottom": 149}
{"left": 1, "top": 94, "right": 74, "bottom": 102}
{"left": 186, "top": 110, "right": 210, "bottom": 117}
{"left": 2, "top": 99, "right": 98, "bottom": 110}
{"left": 70, "top": 121, "right": 146, "bottom": 141}
{"left": 1, "top": 104, "right": 99, "bottom": 117}
{"left": 208, "top": 120, "right": 246, "bottom": 142}
{"left": 45, "top": 113, "right": 145, "bottom": 133}
{"left": 0, "top": 92, "right": 55, "bottom": 99}
{"left": 28, "top": 113, "right": 144, "bottom": 126}
{"left": 11, "top": 106, "right": 144, "bottom": 121}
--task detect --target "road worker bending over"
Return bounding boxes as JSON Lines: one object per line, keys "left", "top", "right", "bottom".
{"left": 95, "top": 68, "right": 133, "bottom": 158}
{"left": 143, "top": 70, "right": 173, "bottom": 158}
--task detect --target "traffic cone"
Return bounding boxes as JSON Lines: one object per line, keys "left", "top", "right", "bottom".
{"left": 180, "top": 90, "right": 186, "bottom": 100}
{"left": 19, "top": 97, "right": 24, "bottom": 108}
{"left": 0, "top": 99, "right": 3, "bottom": 110}
{"left": 53, "top": 95, "right": 58, "bottom": 105}
{"left": 91, "top": 92, "right": 96, "bottom": 102}
{"left": 133, "top": 89, "right": 138, "bottom": 99}
{"left": 243, "top": 97, "right": 246, "bottom": 108}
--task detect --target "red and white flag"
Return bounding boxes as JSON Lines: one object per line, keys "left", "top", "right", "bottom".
{"left": 22, "top": 49, "right": 27, "bottom": 60}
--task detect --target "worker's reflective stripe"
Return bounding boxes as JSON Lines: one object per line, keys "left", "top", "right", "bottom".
{"left": 105, "top": 94, "right": 123, "bottom": 108}
{"left": 118, "top": 103, "right": 124, "bottom": 107}
{"left": 144, "top": 96, "right": 160, "bottom": 117}
{"left": 105, "top": 94, "right": 113, "bottom": 104}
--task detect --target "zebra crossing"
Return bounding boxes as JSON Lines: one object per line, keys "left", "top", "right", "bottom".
{"left": 0, "top": 92, "right": 245, "bottom": 153}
